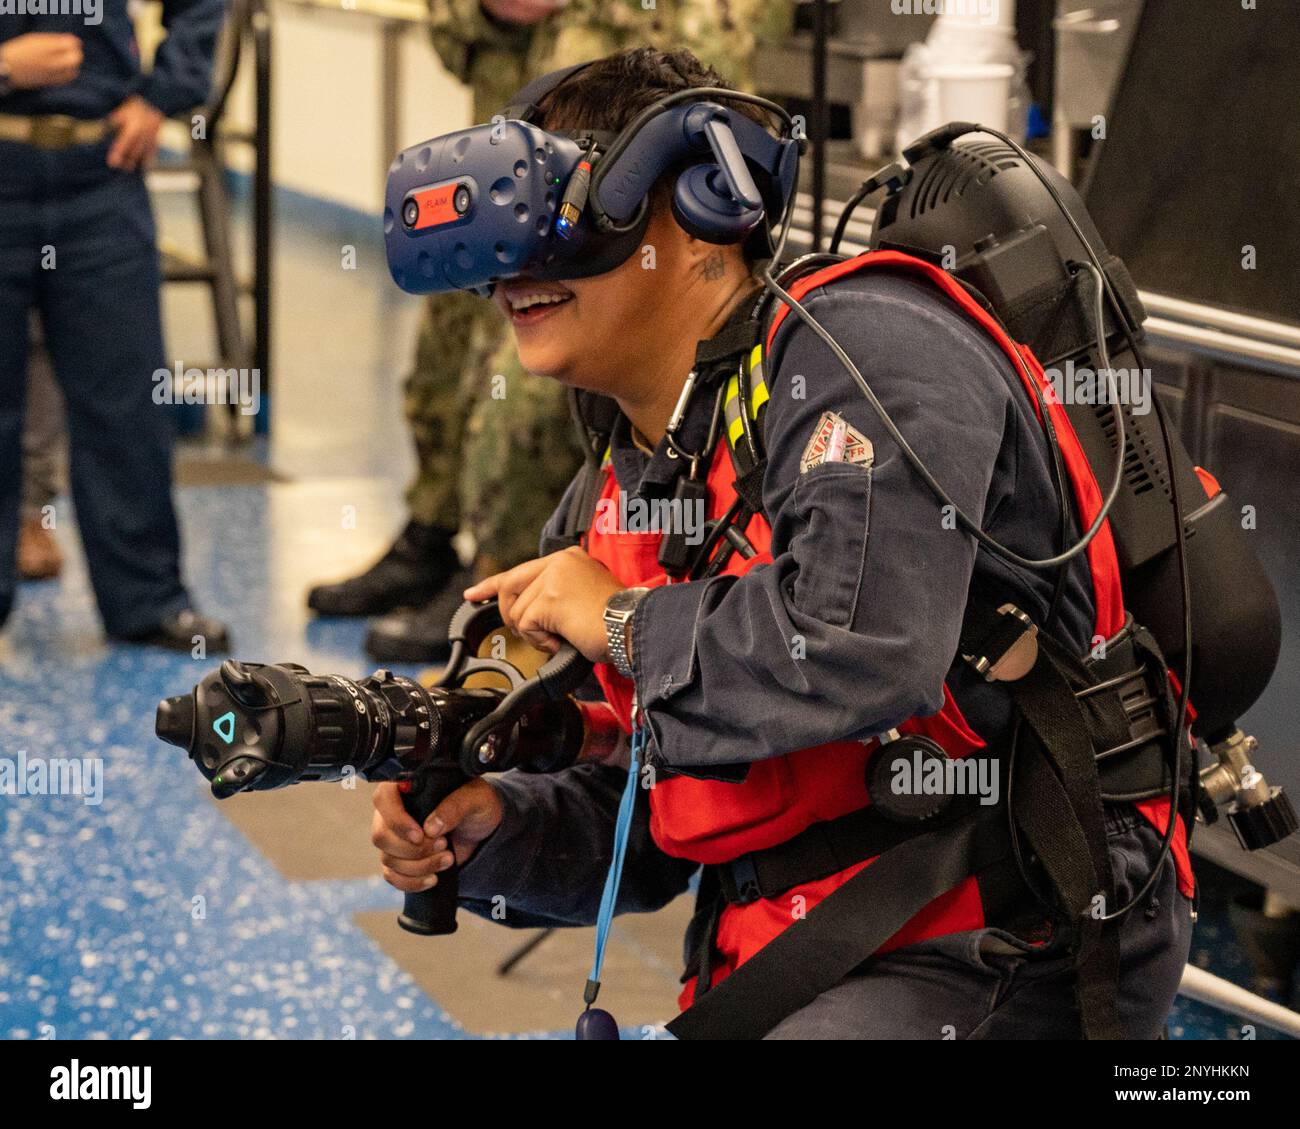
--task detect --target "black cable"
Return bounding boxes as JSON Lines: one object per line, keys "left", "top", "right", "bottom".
{"left": 951, "top": 133, "right": 1189, "bottom": 920}
{"left": 1098, "top": 387, "right": 1190, "bottom": 923}
{"left": 829, "top": 181, "right": 870, "bottom": 256}
{"left": 758, "top": 260, "right": 1126, "bottom": 572}
{"left": 960, "top": 125, "right": 1191, "bottom": 919}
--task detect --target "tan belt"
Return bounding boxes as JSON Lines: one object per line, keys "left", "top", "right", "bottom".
{"left": 0, "top": 113, "right": 110, "bottom": 150}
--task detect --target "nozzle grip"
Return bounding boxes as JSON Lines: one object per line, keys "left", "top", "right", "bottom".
{"left": 396, "top": 764, "right": 465, "bottom": 936}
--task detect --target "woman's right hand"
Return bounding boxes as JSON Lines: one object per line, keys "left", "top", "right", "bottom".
{"left": 1, "top": 33, "right": 84, "bottom": 90}
{"left": 371, "top": 779, "right": 504, "bottom": 892}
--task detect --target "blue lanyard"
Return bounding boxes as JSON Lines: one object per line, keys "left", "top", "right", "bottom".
{"left": 583, "top": 714, "right": 643, "bottom": 1006}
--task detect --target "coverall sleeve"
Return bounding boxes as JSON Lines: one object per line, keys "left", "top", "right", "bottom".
{"left": 140, "top": 0, "right": 227, "bottom": 116}
{"left": 427, "top": 0, "right": 534, "bottom": 86}
{"left": 457, "top": 763, "right": 697, "bottom": 927}
{"left": 630, "top": 273, "right": 1024, "bottom": 773}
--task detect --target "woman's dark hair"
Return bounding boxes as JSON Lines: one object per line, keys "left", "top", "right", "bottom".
{"left": 538, "top": 46, "right": 775, "bottom": 136}
{"left": 538, "top": 47, "right": 781, "bottom": 265}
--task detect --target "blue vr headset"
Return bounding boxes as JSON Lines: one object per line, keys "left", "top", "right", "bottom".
{"left": 384, "top": 62, "right": 800, "bottom": 295}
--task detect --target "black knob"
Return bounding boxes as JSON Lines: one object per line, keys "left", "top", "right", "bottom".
{"left": 221, "top": 660, "right": 269, "bottom": 708}
{"left": 1229, "top": 789, "right": 1299, "bottom": 852}
{"left": 211, "top": 756, "right": 269, "bottom": 799}
{"left": 864, "top": 734, "right": 955, "bottom": 823}
{"left": 155, "top": 694, "right": 195, "bottom": 750}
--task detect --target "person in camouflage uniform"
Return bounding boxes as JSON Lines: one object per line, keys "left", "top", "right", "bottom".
{"left": 308, "top": 0, "right": 792, "bottom": 662}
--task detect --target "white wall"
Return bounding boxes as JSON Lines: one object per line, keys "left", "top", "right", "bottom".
{"left": 151, "top": 1, "right": 473, "bottom": 214}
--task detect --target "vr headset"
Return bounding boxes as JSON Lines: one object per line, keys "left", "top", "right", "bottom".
{"left": 384, "top": 61, "right": 800, "bottom": 296}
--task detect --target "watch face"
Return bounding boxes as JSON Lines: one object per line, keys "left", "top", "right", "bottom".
{"left": 607, "top": 587, "right": 645, "bottom": 615}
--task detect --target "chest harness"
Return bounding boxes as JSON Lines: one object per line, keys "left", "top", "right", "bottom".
{"left": 549, "top": 250, "right": 1193, "bottom": 1041}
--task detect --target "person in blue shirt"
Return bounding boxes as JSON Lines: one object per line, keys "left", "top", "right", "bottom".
{"left": 369, "top": 47, "right": 1193, "bottom": 1040}
{"left": 0, "top": 1, "right": 230, "bottom": 649}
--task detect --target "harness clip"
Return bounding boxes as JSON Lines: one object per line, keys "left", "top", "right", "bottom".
{"left": 966, "top": 604, "right": 1039, "bottom": 683}
{"left": 726, "top": 855, "right": 762, "bottom": 905}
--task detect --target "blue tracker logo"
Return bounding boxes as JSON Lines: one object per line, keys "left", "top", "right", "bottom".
{"left": 213, "top": 711, "right": 237, "bottom": 744}
{"left": 50, "top": 1061, "right": 151, "bottom": 1109}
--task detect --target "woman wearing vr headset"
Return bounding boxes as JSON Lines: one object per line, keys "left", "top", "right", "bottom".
{"left": 370, "top": 47, "right": 1193, "bottom": 1040}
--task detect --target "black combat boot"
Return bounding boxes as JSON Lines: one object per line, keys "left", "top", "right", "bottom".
{"left": 363, "top": 567, "right": 479, "bottom": 663}
{"left": 113, "top": 608, "right": 231, "bottom": 654}
{"left": 307, "top": 521, "right": 460, "bottom": 617}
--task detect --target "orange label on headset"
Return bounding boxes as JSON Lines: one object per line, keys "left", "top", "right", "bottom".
{"left": 410, "top": 183, "right": 463, "bottom": 230}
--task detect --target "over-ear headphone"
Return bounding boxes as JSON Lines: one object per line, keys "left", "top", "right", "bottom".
{"left": 507, "top": 64, "right": 800, "bottom": 253}
{"left": 385, "top": 60, "right": 800, "bottom": 294}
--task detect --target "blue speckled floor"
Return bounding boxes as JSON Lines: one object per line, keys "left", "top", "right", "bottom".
{"left": 1, "top": 194, "right": 1293, "bottom": 1041}
{"left": 0, "top": 484, "right": 480, "bottom": 1040}
{"left": 4, "top": 491, "right": 1291, "bottom": 1042}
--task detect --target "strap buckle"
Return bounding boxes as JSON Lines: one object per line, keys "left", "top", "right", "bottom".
{"left": 725, "top": 855, "right": 762, "bottom": 905}
{"left": 964, "top": 603, "right": 1039, "bottom": 683}
{"left": 29, "top": 115, "right": 80, "bottom": 150}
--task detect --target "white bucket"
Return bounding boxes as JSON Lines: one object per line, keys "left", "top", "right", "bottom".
{"left": 932, "top": 62, "right": 1015, "bottom": 133}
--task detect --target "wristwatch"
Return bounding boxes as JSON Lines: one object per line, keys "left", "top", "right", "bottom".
{"left": 603, "top": 587, "right": 649, "bottom": 678}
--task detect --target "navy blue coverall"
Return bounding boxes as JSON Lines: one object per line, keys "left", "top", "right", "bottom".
{"left": 454, "top": 270, "right": 1194, "bottom": 1038}
{"left": 0, "top": 1, "right": 224, "bottom": 635}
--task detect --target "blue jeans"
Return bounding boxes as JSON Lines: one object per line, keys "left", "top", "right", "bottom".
{"left": 0, "top": 138, "right": 188, "bottom": 635}
{"left": 765, "top": 806, "right": 1194, "bottom": 1039}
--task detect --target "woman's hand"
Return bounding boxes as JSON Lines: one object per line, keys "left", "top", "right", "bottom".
{"left": 106, "top": 95, "right": 165, "bottom": 172}
{"left": 371, "top": 779, "right": 504, "bottom": 892}
{"left": 464, "top": 546, "right": 623, "bottom": 662}
{"left": 0, "top": 33, "right": 83, "bottom": 90}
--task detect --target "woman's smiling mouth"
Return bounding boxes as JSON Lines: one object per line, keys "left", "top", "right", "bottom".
{"left": 498, "top": 281, "right": 576, "bottom": 328}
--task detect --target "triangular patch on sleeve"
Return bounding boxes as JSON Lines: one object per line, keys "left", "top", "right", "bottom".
{"left": 799, "top": 411, "right": 875, "bottom": 473}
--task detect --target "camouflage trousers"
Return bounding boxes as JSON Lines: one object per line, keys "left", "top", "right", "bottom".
{"left": 403, "top": 290, "right": 581, "bottom": 569}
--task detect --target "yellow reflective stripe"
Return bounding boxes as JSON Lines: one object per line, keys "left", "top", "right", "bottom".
{"left": 749, "top": 346, "right": 769, "bottom": 417}
{"left": 601, "top": 444, "right": 612, "bottom": 467}
{"left": 724, "top": 373, "right": 740, "bottom": 406}
{"left": 728, "top": 414, "right": 746, "bottom": 445}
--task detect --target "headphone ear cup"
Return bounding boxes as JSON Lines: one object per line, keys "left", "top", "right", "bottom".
{"left": 672, "top": 164, "right": 765, "bottom": 244}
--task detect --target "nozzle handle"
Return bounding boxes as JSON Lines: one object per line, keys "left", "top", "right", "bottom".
{"left": 396, "top": 764, "right": 465, "bottom": 936}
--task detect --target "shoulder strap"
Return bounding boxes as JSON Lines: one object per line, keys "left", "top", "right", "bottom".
{"left": 539, "top": 388, "right": 615, "bottom": 554}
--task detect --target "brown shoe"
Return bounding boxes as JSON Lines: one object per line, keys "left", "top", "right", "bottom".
{"left": 17, "top": 516, "right": 62, "bottom": 581}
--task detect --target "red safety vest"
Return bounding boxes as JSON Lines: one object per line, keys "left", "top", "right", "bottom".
{"left": 582, "top": 251, "right": 1194, "bottom": 1011}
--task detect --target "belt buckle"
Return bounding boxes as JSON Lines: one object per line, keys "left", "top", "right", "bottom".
{"left": 30, "top": 115, "right": 78, "bottom": 150}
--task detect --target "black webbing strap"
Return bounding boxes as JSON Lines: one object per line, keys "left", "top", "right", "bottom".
{"left": 728, "top": 463, "right": 767, "bottom": 518}
{"left": 503, "top": 61, "right": 594, "bottom": 123}
{"left": 715, "top": 795, "right": 981, "bottom": 905}
{"left": 539, "top": 389, "right": 614, "bottom": 555}
{"left": 695, "top": 318, "right": 759, "bottom": 374}
{"left": 1002, "top": 640, "right": 1124, "bottom": 1039}
{"left": 539, "top": 455, "right": 604, "bottom": 555}
{"left": 665, "top": 809, "right": 1000, "bottom": 1041}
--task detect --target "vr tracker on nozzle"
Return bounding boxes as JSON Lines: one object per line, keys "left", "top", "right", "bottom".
{"left": 155, "top": 598, "right": 593, "bottom": 937}
{"left": 384, "top": 83, "right": 798, "bottom": 295}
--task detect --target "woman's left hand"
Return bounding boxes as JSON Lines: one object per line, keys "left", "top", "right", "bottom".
{"left": 464, "top": 546, "right": 624, "bottom": 662}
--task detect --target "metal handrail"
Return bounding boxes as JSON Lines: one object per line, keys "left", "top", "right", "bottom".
{"left": 1179, "top": 964, "right": 1300, "bottom": 1038}
{"left": 1140, "top": 292, "right": 1300, "bottom": 352}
